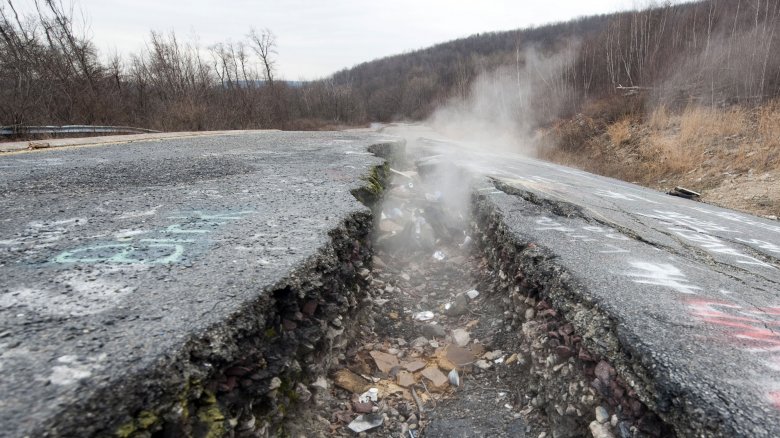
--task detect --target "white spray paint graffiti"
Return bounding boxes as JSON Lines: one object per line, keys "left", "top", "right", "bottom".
{"left": 734, "top": 238, "right": 780, "bottom": 254}
{"left": 671, "top": 230, "right": 774, "bottom": 268}
{"left": 625, "top": 261, "right": 702, "bottom": 294}
{"left": 534, "top": 217, "right": 632, "bottom": 252}
{"left": 640, "top": 210, "right": 740, "bottom": 234}
{"left": 593, "top": 190, "right": 660, "bottom": 205}
{"left": 689, "top": 207, "right": 780, "bottom": 234}
{"left": 640, "top": 210, "right": 776, "bottom": 270}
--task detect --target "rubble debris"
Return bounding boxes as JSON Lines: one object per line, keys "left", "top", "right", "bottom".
{"left": 28, "top": 141, "right": 51, "bottom": 150}
{"left": 334, "top": 369, "right": 371, "bottom": 394}
{"left": 451, "top": 328, "right": 470, "bottom": 347}
{"left": 404, "top": 360, "right": 427, "bottom": 372}
{"left": 667, "top": 186, "right": 701, "bottom": 200}
{"left": 465, "top": 289, "right": 480, "bottom": 300}
{"left": 589, "top": 420, "right": 616, "bottom": 438}
{"left": 474, "top": 359, "right": 492, "bottom": 370}
{"left": 444, "top": 293, "right": 469, "bottom": 316}
{"left": 397, "top": 371, "right": 416, "bottom": 388}
{"left": 348, "top": 414, "right": 384, "bottom": 433}
{"left": 359, "top": 388, "right": 380, "bottom": 403}
{"left": 370, "top": 351, "right": 400, "bottom": 374}
{"left": 413, "top": 311, "right": 435, "bottom": 321}
{"left": 436, "top": 344, "right": 476, "bottom": 371}
{"left": 448, "top": 369, "right": 460, "bottom": 387}
{"left": 432, "top": 250, "right": 446, "bottom": 261}
{"left": 421, "top": 366, "right": 449, "bottom": 390}
{"left": 595, "top": 406, "right": 610, "bottom": 424}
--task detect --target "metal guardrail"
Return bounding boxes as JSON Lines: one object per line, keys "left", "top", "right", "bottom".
{"left": 0, "top": 125, "right": 160, "bottom": 136}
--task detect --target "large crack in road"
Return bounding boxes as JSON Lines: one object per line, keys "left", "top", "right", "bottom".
{"left": 283, "top": 145, "right": 674, "bottom": 438}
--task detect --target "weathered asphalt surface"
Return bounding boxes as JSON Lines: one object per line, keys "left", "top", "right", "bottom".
{"left": 0, "top": 131, "right": 396, "bottom": 437}
{"left": 404, "top": 133, "right": 780, "bottom": 437}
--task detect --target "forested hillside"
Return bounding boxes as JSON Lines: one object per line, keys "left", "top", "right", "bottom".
{"left": 2, "top": 1, "right": 780, "bottom": 139}
{"left": 332, "top": 0, "right": 780, "bottom": 124}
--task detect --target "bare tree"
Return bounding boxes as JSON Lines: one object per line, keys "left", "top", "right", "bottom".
{"left": 249, "top": 27, "right": 276, "bottom": 86}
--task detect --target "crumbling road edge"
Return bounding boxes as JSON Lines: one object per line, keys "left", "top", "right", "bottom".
{"left": 34, "top": 139, "right": 405, "bottom": 438}
{"left": 471, "top": 177, "right": 737, "bottom": 437}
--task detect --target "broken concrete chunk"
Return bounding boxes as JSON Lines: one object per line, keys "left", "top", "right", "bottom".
{"left": 333, "top": 369, "right": 370, "bottom": 393}
{"left": 348, "top": 414, "right": 384, "bottom": 433}
{"left": 396, "top": 371, "right": 416, "bottom": 388}
{"left": 421, "top": 366, "right": 449, "bottom": 390}
{"left": 451, "top": 328, "right": 470, "bottom": 347}
{"left": 28, "top": 142, "right": 50, "bottom": 150}
{"left": 466, "top": 289, "right": 480, "bottom": 300}
{"left": 370, "top": 350, "right": 400, "bottom": 374}
{"left": 589, "top": 420, "right": 616, "bottom": 438}
{"left": 403, "top": 360, "right": 426, "bottom": 372}
{"left": 437, "top": 345, "right": 475, "bottom": 371}
{"left": 667, "top": 186, "right": 701, "bottom": 200}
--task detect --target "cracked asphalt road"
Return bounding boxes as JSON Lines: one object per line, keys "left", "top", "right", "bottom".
{"left": 387, "top": 127, "right": 780, "bottom": 437}
{"left": 0, "top": 131, "right": 397, "bottom": 437}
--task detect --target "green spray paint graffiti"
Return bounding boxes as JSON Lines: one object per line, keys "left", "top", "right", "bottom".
{"left": 53, "top": 210, "right": 254, "bottom": 265}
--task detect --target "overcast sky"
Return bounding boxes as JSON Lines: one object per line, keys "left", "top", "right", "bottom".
{"left": 20, "top": 0, "right": 670, "bottom": 80}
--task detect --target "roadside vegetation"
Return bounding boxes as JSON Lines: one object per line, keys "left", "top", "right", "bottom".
{"left": 2, "top": 0, "right": 779, "bottom": 215}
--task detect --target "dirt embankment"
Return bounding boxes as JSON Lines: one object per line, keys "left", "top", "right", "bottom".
{"left": 537, "top": 99, "right": 780, "bottom": 219}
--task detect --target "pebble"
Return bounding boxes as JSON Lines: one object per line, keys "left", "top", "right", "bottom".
{"left": 484, "top": 350, "right": 503, "bottom": 361}
{"left": 595, "top": 406, "right": 610, "bottom": 424}
{"left": 589, "top": 420, "right": 616, "bottom": 438}
{"left": 310, "top": 376, "right": 328, "bottom": 390}
{"left": 474, "top": 359, "right": 491, "bottom": 370}
{"left": 411, "top": 336, "right": 429, "bottom": 348}
{"left": 451, "top": 328, "right": 470, "bottom": 347}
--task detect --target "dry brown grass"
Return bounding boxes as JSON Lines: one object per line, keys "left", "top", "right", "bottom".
{"left": 679, "top": 106, "right": 747, "bottom": 145}
{"left": 538, "top": 101, "right": 780, "bottom": 207}
{"left": 607, "top": 118, "right": 632, "bottom": 146}
{"left": 648, "top": 105, "right": 672, "bottom": 130}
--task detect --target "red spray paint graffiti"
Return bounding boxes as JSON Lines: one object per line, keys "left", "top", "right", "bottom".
{"left": 685, "top": 297, "right": 780, "bottom": 409}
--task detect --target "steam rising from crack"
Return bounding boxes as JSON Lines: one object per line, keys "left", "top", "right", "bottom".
{"left": 426, "top": 44, "right": 579, "bottom": 155}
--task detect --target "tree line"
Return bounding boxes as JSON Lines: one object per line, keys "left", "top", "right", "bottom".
{"left": 0, "top": 0, "right": 364, "bottom": 131}
{"left": 2, "top": 0, "right": 779, "bottom": 132}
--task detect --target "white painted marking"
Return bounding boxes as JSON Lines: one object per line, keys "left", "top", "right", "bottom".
{"left": 625, "top": 261, "right": 702, "bottom": 294}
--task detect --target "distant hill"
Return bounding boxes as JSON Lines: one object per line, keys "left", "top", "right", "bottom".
{"left": 324, "top": 0, "right": 780, "bottom": 123}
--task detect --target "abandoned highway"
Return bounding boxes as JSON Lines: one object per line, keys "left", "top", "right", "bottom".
{"left": 1, "top": 129, "right": 779, "bottom": 437}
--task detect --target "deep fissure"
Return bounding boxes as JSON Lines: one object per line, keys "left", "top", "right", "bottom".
{"left": 280, "top": 146, "right": 678, "bottom": 437}
{"left": 87, "top": 142, "right": 680, "bottom": 438}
